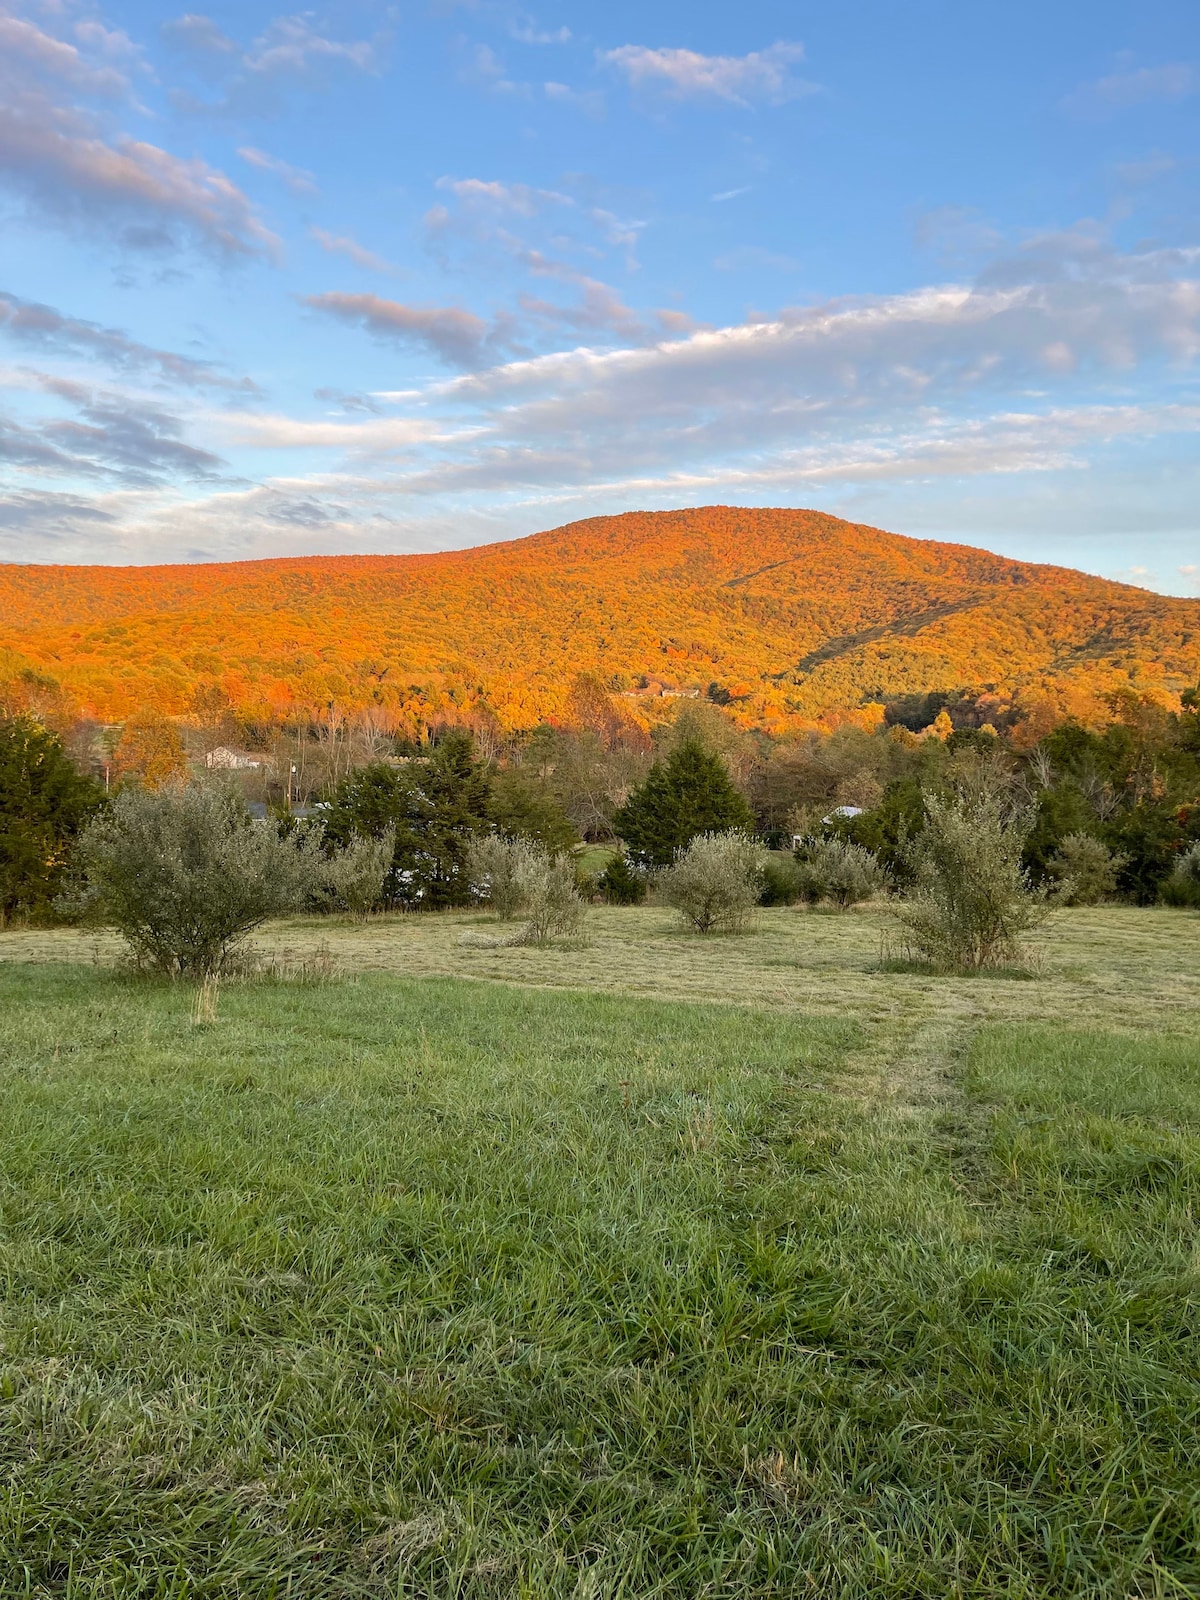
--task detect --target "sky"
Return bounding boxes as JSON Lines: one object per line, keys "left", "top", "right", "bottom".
{"left": 1, "top": 0, "right": 1199, "bottom": 592}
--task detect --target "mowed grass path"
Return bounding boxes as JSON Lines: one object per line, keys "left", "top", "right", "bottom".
{"left": 0, "top": 946, "right": 1198, "bottom": 1597}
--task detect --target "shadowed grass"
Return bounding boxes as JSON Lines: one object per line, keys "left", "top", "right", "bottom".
{"left": 0, "top": 968, "right": 1197, "bottom": 1595}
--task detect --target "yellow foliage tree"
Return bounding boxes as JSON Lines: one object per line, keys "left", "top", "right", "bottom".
{"left": 113, "top": 713, "right": 190, "bottom": 789}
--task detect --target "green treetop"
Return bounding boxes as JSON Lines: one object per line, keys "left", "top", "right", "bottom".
{"left": 0, "top": 715, "right": 104, "bottom": 924}
{"left": 612, "top": 739, "right": 753, "bottom": 868}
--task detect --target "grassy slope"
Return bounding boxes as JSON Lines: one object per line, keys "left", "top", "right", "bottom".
{"left": 0, "top": 908, "right": 1198, "bottom": 1596}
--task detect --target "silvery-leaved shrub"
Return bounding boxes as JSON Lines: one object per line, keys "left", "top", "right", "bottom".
{"left": 663, "top": 831, "right": 766, "bottom": 934}
{"left": 316, "top": 826, "right": 395, "bottom": 920}
{"left": 513, "top": 850, "right": 586, "bottom": 945}
{"left": 466, "top": 834, "right": 540, "bottom": 921}
{"left": 795, "top": 838, "right": 885, "bottom": 910}
{"left": 1048, "top": 832, "right": 1127, "bottom": 906}
{"left": 1162, "top": 842, "right": 1200, "bottom": 908}
{"left": 892, "top": 786, "right": 1048, "bottom": 970}
{"left": 66, "top": 781, "right": 325, "bottom": 978}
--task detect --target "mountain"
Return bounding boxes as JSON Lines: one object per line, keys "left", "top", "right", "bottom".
{"left": 2, "top": 507, "right": 1198, "bottom": 735}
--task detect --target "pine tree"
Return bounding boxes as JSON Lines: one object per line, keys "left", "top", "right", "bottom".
{"left": 598, "top": 849, "right": 647, "bottom": 904}
{"left": 612, "top": 739, "right": 753, "bottom": 868}
{"left": 0, "top": 716, "right": 104, "bottom": 924}
{"left": 321, "top": 730, "right": 492, "bottom": 909}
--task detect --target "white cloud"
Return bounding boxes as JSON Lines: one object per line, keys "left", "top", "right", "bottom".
{"left": 1065, "top": 62, "right": 1196, "bottom": 116}
{"left": 543, "top": 81, "right": 604, "bottom": 117}
{"left": 0, "top": 8, "right": 278, "bottom": 258}
{"left": 601, "top": 41, "right": 814, "bottom": 106}
{"left": 216, "top": 412, "right": 453, "bottom": 451}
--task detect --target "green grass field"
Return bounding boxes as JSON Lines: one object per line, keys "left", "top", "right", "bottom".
{"left": 0, "top": 906, "right": 1198, "bottom": 1596}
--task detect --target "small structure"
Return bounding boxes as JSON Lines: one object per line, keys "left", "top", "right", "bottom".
{"left": 821, "top": 805, "right": 864, "bottom": 826}
{"left": 205, "top": 746, "right": 264, "bottom": 771}
{"left": 792, "top": 805, "right": 866, "bottom": 848}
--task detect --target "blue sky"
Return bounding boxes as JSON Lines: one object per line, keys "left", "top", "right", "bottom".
{"left": 1, "top": 0, "right": 1198, "bottom": 591}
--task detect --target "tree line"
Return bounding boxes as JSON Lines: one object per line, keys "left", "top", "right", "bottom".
{"left": 2, "top": 678, "right": 1199, "bottom": 967}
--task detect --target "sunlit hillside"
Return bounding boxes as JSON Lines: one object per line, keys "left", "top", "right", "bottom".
{"left": 2, "top": 507, "right": 1198, "bottom": 735}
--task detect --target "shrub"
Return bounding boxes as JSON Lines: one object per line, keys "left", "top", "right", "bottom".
{"left": 317, "top": 827, "right": 395, "bottom": 919}
{"left": 467, "top": 834, "right": 539, "bottom": 920}
{"left": 1162, "top": 843, "right": 1200, "bottom": 908}
{"left": 759, "top": 853, "right": 802, "bottom": 906}
{"left": 795, "top": 838, "right": 885, "bottom": 910}
{"left": 0, "top": 715, "right": 104, "bottom": 925}
{"left": 663, "top": 831, "right": 766, "bottom": 934}
{"left": 1049, "top": 832, "right": 1127, "bottom": 905}
{"left": 598, "top": 849, "right": 647, "bottom": 905}
{"left": 67, "top": 782, "right": 324, "bottom": 977}
{"left": 892, "top": 788, "right": 1048, "bottom": 971}
{"left": 515, "top": 852, "right": 586, "bottom": 945}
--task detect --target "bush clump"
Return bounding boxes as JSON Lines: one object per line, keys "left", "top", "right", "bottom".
{"left": 758, "top": 853, "right": 803, "bottom": 906}
{"left": 795, "top": 838, "right": 885, "bottom": 910}
{"left": 598, "top": 849, "right": 647, "bottom": 905}
{"left": 467, "top": 834, "right": 540, "bottom": 920}
{"left": 1049, "top": 832, "right": 1127, "bottom": 906}
{"left": 67, "top": 781, "right": 325, "bottom": 978}
{"left": 1161, "top": 842, "right": 1200, "bottom": 908}
{"left": 663, "top": 831, "right": 766, "bottom": 934}
{"left": 315, "top": 827, "right": 395, "bottom": 920}
{"left": 892, "top": 788, "right": 1048, "bottom": 971}
{"left": 514, "top": 852, "right": 586, "bottom": 946}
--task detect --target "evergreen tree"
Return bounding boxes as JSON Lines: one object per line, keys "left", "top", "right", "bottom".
{"left": 612, "top": 739, "right": 753, "bottom": 868}
{"left": 321, "top": 730, "right": 492, "bottom": 909}
{"left": 597, "top": 849, "right": 647, "bottom": 905}
{"left": 0, "top": 715, "right": 104, "bottom": 924}
{"left": 489, "top": 768, "right": 577, "bottom": 853}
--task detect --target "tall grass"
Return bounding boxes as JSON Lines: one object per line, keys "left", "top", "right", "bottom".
{"left": 0, "top": 966, "right": 1196, "bottom": 1595}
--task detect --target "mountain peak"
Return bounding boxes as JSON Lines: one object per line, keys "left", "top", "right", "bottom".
{"left": 1, "top": 507, "right": 1196, "bottom": 734}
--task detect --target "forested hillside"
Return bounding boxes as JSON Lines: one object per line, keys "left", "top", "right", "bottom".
{"left": 2, "top": 507, "right": 1198, "bottom": 737}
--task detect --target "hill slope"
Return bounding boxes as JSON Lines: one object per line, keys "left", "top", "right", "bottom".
{"left": 2, "top": 507, "right": 1198, "bottom": 733}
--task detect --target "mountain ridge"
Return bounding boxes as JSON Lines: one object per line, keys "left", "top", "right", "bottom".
{"left": 2, "top": 507, "right": 1197, "bottom": 736}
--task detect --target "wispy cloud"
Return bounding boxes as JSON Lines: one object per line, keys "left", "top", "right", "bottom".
{"left": 303, "top": 291, "right": 516, "bottom": 368}
{"left": 1064, "top": 61, "right": 1196, "bottom": 116}
{"left": 543, "top": 80, "right": 604, "bottom": 117}
{"left": 164, "top": 10, "right": 384, "bottom": 116}
{"left": 713, "top": 245, "right": 798, "bottom": 272}
{"left": 0, "top": 9, "right": 278, "bottom": 258}
{"left": 458, "top": 42, "right": 528, "bottom": 97}
{"left": 0, "top": 372, "right": 224, "bottom": 485}
{"left": 238, "top": 145, "right": 317, "bottom": 195}
{"left": 601, "top": 41, "right": 815, "bottom": 107}
{"left": 510, "top": 18, "right": 570, "bottom": 46}
{"left": 0, "top": 289, "right": 257, "bottom": 391}
{"left": 309, "top": 228, "right": 394, "bottom": 274}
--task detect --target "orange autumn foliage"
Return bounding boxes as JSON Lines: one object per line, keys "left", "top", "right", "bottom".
{"left": 1, "top": 507, "right": 1197, "bottom": 736}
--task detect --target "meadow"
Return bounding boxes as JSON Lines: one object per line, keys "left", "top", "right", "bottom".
{"left": 0, "top": 905, "right": 1198, "bottom": 1596}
